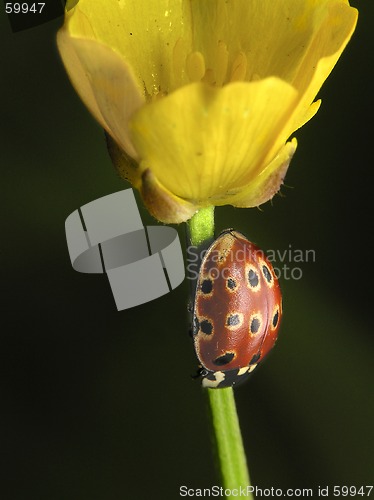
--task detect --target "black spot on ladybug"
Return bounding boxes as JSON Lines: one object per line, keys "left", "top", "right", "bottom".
{"left": 213, "top": 352, "right": 235, "bottom": 366}
{"left": 248, "top": 269, "right": 259, "bottom": 288}
{"left": 201, "top": 279, "right": 213, "bottom": 294}
{"left": 200, "top": 319, "right": 213, "bottom": 335}
{"left": 250, "top": 316, "right": 261, "bottom": 334}
{"left": 272, "top": 310, "right": 279, "bottom": 328}
{"left": 227, "top": 314, "right": 240, "bottom": 326}
{"left": 249, "top": 353, "right": 261, "bottom": 365}
{"left": 227, "top": 278, "right": 237, "bottom": 290}
{"left": 262, "top": 264, "right": 272, "bottom": 283}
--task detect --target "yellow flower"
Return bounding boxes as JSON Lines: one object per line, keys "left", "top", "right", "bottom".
{"left": 57, "top": 0, "right": 357, "bottom": 223}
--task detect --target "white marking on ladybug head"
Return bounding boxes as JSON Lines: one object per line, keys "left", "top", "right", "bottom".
{"left": 201, "top": 371, "right": 225, "bottom": 388}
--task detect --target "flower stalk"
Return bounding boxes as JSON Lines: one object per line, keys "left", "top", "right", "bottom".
{"left": 206, "top": 388, "right": 252, "bottom": 497}
{"left": 187, "top": 208, "right": 252, "bottom": 498}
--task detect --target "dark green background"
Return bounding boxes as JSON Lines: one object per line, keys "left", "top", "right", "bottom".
{"left": 1, "top": 2, "right": 373, "bottom": 499}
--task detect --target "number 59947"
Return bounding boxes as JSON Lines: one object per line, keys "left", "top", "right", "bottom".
{"left": 5, "top": 3, "right": 45, "bottom": 14}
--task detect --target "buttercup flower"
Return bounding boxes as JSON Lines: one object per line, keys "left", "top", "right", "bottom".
{"left": 57, "top": 0, "right": 357, "bottom": 223}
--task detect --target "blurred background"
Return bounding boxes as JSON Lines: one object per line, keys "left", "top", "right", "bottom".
{"left": 1, "top": 2, "right": 373, "bottom": 499}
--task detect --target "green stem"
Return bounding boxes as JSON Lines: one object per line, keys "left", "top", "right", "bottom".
{"left": 187, "top": 205, "right": 215, "bottom": 247}
{"left": 206, "top": 388, "right": 252, "bottom": 495}
{"left": 187, "top": 207, "right": 253, "bottom": 499}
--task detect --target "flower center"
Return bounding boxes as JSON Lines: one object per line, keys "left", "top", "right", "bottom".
{"left": 149, "top": 41, "right": 255, "bottom": 102}
{"left": 184, "top": 45, "right": 250, "bottom": 87}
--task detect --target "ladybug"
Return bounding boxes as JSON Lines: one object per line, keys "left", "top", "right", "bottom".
{"left": 192, "top": 229, "right": 282, "bottom": 388}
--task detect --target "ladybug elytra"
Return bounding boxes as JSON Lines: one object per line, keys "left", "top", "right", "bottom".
{"left": 192, "top": 229, "right": 282, "bottom": 388}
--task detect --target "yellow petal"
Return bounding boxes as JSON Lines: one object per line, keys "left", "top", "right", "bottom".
{"left": 141, "top": 169, "right": 198, "bottom": 223}
{"left": 294, "top": 100, "right": 321, "bottom": 132}
{"left": 289, "top": 1, "right": 358, "bottom": 131}
{"left": 60, "top": 0, "right": 193, "bottom": 94}
{"left": 130, "top": 79, "right": 298, "bottom": 204}
{"left": 106, "top": 134, "right": 139, "bottom": 185}
{"left": 229, "top": 139, "right": 297, "bottom": 208}
{"left": 291, "top": 1, "right": 358, "bottom": 98}
{"left": 189, "top": 0, "right": 357, "bottom": 86}
{"left": 57, "top": 33, "right": 144, "bottom": 159}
